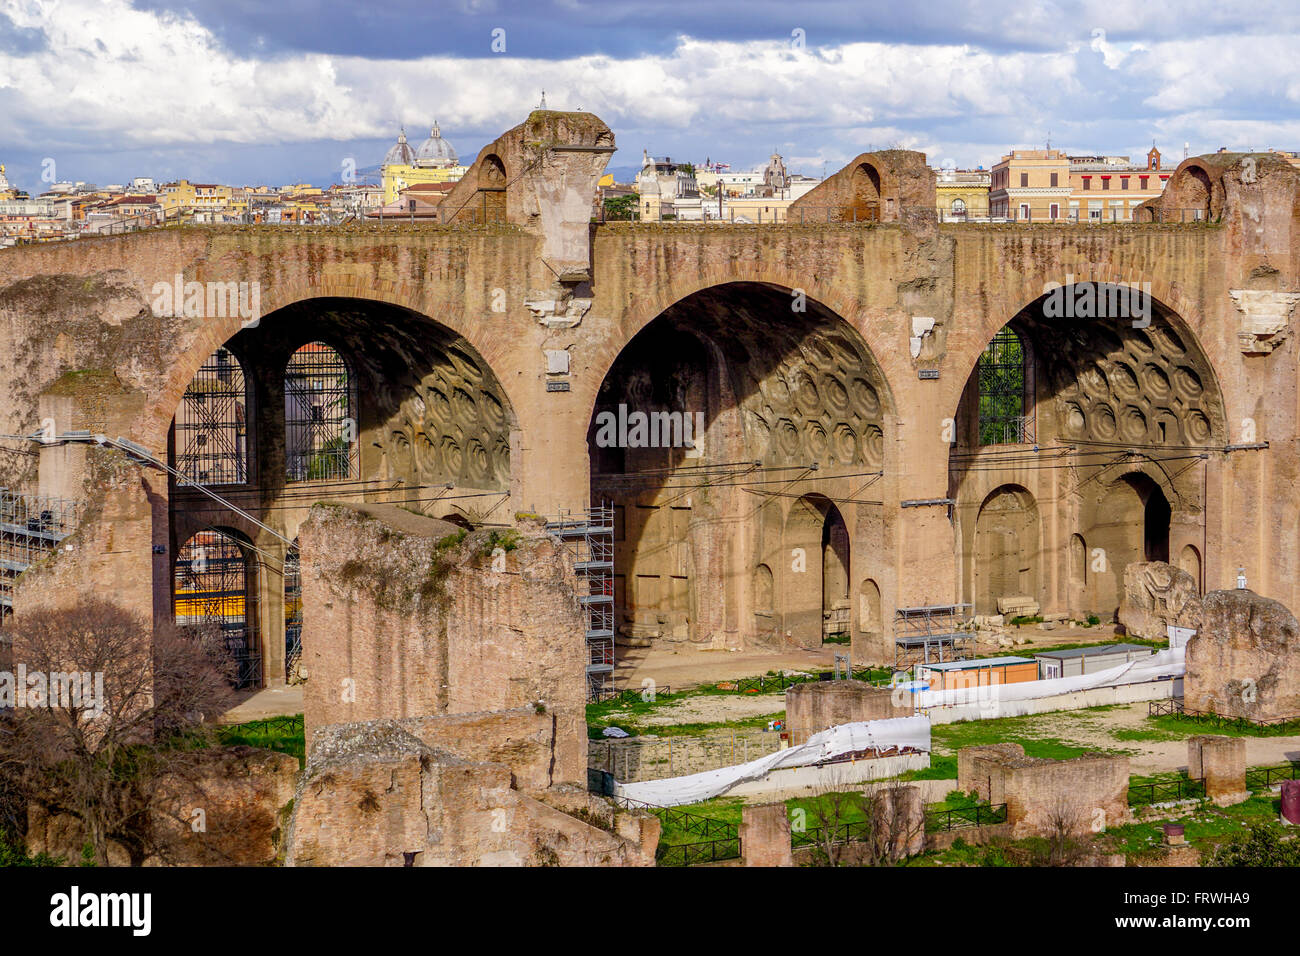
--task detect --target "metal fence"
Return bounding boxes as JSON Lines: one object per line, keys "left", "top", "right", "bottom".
{"left": 1246, "top": 762, "right": 1300, "bottom": 791}
{"left": 791, "top": 818, "right": 877, "bottom": 849}
{"left": 924, "top": 803, "right": 1009, "bottom": 832}
{"left": 656, "top": 836, "right": 741, "bottom": 866}
{"left": 610, "top": 794, "right": 738, "bottom": 841}
{"left": 1148, "top": 697, "right": 1300, "bottom": 729}
{"left": 938, "top": 207, "right": 1219, "bottom": 225}
{"left": 216, "top": 713, "right": 304, "bottom": 739}
{"left": 1128, "top": 776, "right": 1206, "bottom": 806}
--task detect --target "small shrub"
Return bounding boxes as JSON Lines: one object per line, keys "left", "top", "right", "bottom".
{"left": 1208, "top": 824, "right": 1300, "bottom": 867}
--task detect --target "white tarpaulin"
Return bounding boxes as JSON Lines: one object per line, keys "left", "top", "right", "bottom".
{"left": 617, "top": 715, "right": 931, "bottom": 808}
{"left": 911, "top": 646, "right": 1185, "bottom": 710}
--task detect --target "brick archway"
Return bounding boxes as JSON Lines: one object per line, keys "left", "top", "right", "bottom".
{"left": 136, "top": 283, "right": 510, "bottom": 457}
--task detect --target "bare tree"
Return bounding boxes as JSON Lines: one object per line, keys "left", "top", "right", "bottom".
{"left": 805, "top": 781, "right": 866, "bottom": 866}
{"left": 0, "top": 598, "right": 235, "bottom": 865}
{"left": 802, "top": 774, "right": 927, "bottom": 867}
{"left": 861, "top": 779, "right": 927, "bottom": 866}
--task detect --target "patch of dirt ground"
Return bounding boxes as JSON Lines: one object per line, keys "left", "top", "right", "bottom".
{"left": 603, "top": 691, "right": 787, "bottom": 728}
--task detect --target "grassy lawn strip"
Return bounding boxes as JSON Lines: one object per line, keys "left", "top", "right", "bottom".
{"left": 216, "top": 716, "right": 306, "bottom": 765}
{"left": 1146, "top": 713, "right": 1300, "bottom": 738}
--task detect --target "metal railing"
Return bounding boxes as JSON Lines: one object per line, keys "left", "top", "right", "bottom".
{"left": 1148, "top": 698, "right": 1300, "bottom": 729}
{"left": 606, "top": 792, "right": 741, "bottom": 866}
{"left": 924, "top": 803, "right": 1009, "bottom": 832}
{"left": 1128, "top": 777, "right": 1206, "bottom": 806}
{"left": 791, "top": 818, "right": 877, "bottom": 849}
{"left": 1246, "top": 762, "right": 1300, "bottom": 791}
{"left": 656, "top": 836, "right": 741, "bottom": 866}
{"left": 216, "top": 713, "right": 304, "bottom": 738}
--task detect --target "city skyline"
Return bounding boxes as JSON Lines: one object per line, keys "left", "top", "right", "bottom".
{"left": 2, "top": 0, "right": 1299, "bottom": 191}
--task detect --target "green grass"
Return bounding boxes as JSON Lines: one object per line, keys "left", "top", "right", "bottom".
{"left": 1101, "top": 794, "right": 1283, "bottom": 860}
{"left": 899, "top": 756, "right": 958, "bottom": 780}
{"left": 217, "top": 716, "right": 306, "bottom": 765}
{"left": 629, "top": 712, "right": 786, "bottom": 739}
{"left": 1147, "top": 713, "right": 1300, "bottom": 738}
{"left": 906, "top": 836, "right": 1017, "bottom": 867}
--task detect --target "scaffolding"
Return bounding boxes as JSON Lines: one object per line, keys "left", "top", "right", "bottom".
{"left": 0, "top": 489, "right": 80, "bottom": 625}
{"left": 546, "top": 504, "right": 615, "bottom": 700}
{"left": 894, "top": 603, "right": 974, "bottom": 669}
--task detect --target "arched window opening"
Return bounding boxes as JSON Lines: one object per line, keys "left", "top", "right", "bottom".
{"left": 977, "top": 328, "right": 1030, "bottom": 445}
{"left": 286, "top": 342, "right": 356, "bottom": 481}
{"left": 1144, "top": 487, "right": 1171, "bottom": 563}
{"left": 172, "top": 346, "right": 248, "bottom": 485}
{"left": 951, "top": 198, "right": 967, "bottom": 217}
{"left": 284, "top": 540, "right": 304, "bottom": 684}
{"left": 822, "top": 506, "right": 850, "bottom": 643}
{"left": 174, "top": 528, "right": 260, "bottom": 688}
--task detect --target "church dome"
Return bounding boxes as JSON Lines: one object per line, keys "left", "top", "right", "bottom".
{"left": 415, "top": 121, "right": 458, "bottom": 168}
{"left": 384, "top": 128, "right": 416, "bottom": 167}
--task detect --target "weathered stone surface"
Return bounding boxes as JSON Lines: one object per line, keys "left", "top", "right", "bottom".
{"left": 1187, "top": 735, "right": 1248, "bottom": 807}
{"left": 1120, "top": 561, "right": 1202, "bottom": 640}
{"left": 785, "top": 680, "right": 909, "bottom": 743}
{"left": 788, "top": 150, "right": 936, "bottom": 223}
{"left": 997, "top": 596, "right": 1039, "bottom": 618}
{"left": 1185, "top": 589, "right": 1300, "bottom": 721}
{"left": 299, "top": 502, "right": 587, "bottom": 785}
{"left": 26, "top": 745, "right": 298, "bottom": 866}
{"left": 959, "top": 745, "right": 1130, "bottom": 838}
{"left": 444, "top": 109, "right": 614, "bottom": 285}
{"left": 283, "top": 720, "right": 655, "bottom": 867}
{"left": 2, "top": 124, "right": 1300, "bottom": 867}
{"left": 741, "top": 803, "right": 793, "bottom": 867}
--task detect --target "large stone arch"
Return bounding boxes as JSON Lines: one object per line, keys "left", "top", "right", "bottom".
{"left": 949, "top": 282, "right": 1226, "bottom": 621}
{"left": 586, "top": 270, "right": 902, "bottom": 419}
{"left": 139, "top": 282, "right": 507, "bottom": 458}
{"left": 162, "top": 295, "right": 522, "bottom": 687}
{"left": 587, "top": 281, "right": 896, "bottom": 653}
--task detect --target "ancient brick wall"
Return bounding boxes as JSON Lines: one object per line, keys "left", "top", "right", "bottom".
{"left": 1, "top": 130, "right": 1298, "bottom": 676}
{"left": 958, "top": 742, "right": 1026, "bottom": 804}
{"left": 298, "top": 502, "right": 587, "bottom": 784}
{"left": 785, "top": 680, "right": 909, "bottom": 742}
{"left": 1187, "top": 735, "right": 1248, "bottom": 806}
{"left": 741, "top": 803, "right": 793, "bottom": 867}
{"left": 284, "top": 721, "right": 656, "bottom": 867}
{"left": 959, "top": 744, "right": 1130, "bottom": 837}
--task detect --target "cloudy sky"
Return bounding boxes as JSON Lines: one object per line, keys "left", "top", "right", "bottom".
{"left": 1, "top": 0, "right": 1299, "bottom": 191}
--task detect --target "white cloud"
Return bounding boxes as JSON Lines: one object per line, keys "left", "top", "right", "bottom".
{"left": 0, "top": 0, "right": 1298, "bottom": 177}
